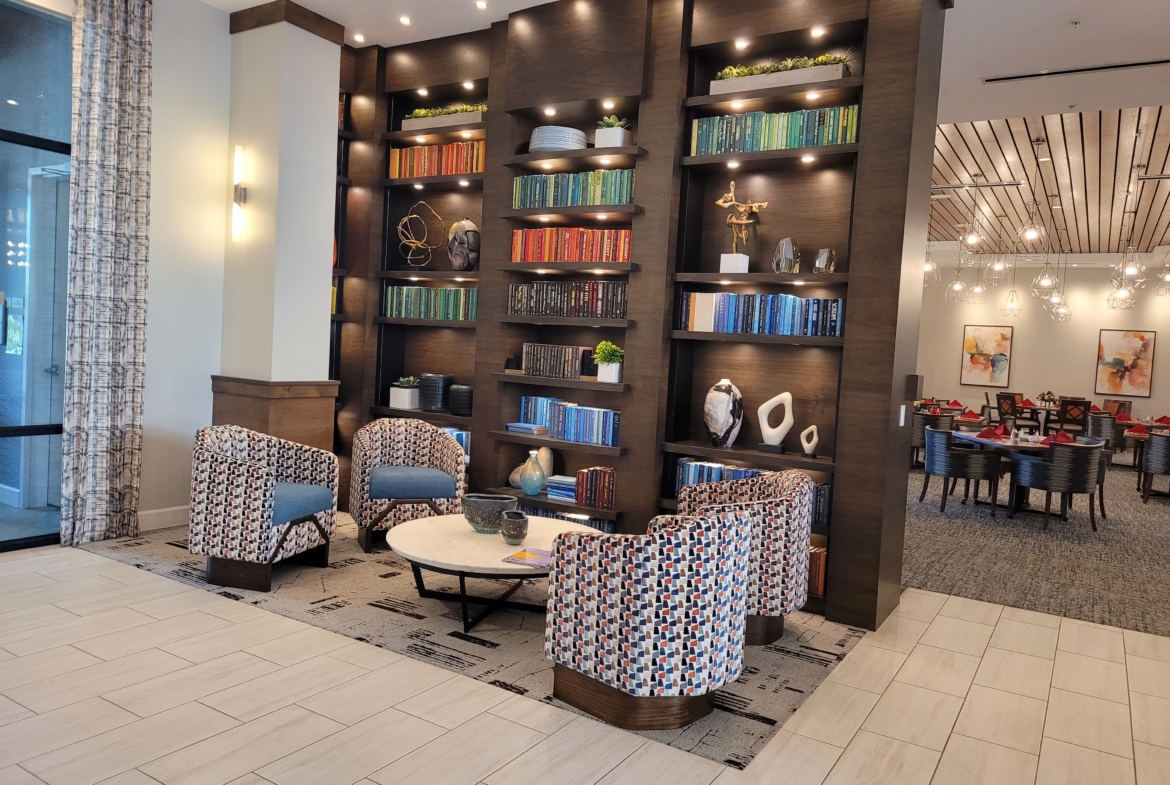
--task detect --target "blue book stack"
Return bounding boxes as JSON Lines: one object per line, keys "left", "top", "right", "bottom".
{"left": 674, "top": 457, "right": 765, "bottom": 496}
{"left": 520, "top": 397, "right": 621, "bottom": 448}
{"left": 441, "top": 428, "right": 471, "bottom": 459}
{"left": 545, "top": 475, "right": 578, "bottom": 501}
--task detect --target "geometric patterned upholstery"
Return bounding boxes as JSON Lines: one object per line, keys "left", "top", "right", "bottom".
{"left": 676, "top": 470, "right": 814, "bottom": 616}
{"left": 545, "top": 511, "right": 751, "bottom": 698}
{"left": 188, "top": 425, "right": 338, "bottom": 565}
{"left": 349, "top": 418, "right": 466, "bottom": 534}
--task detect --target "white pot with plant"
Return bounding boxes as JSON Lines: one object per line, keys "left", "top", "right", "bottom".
{"left": 594, "top": 116, "right": 632, "bottom": 148}
{"left": 389, "top": 376, "right": 421, "bottom": 409}
{"left": 594, "top": 341, "right": 624, "bottom": 384}
{"left": 401, "top": 102, "right": 487, "bottom": 132}
{"left": 709, "top": 54, "right": 851, "bottom": 95}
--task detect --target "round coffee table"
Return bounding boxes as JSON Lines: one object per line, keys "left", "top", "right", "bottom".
{"left": 385, "top": 513, "right": 596, "bottom": 632}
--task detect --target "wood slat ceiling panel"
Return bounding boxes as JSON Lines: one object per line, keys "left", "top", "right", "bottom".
{"left": 931, "top": 107, "right": 1170, "bottom": 253}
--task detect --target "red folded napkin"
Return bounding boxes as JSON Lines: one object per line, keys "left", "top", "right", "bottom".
{"left": 1156, "top": 416, "right": 1170, "bottom": 425}
{"left": 977, "top": 427, "right": 999, "bottom": 439}
{"left": 921, "top": 397, "right": 934, "bottom": 404}
{"left": 1041, "top": 435, "right": 1055, "bottom": 446}
{"left": 1128, "top": 424, "right": 1150, "bottom": 436}
{"left": 1054, "top": 430, "right": 1075, "bottom": 443}
{"left": 960, "top": 410, "right": 982, "bottom": 420}
{"left": 1021, "top": 398, "right": 1037, "bottom": 407}
{"left": 949, "top": 399, "right": 963, "bottom": 408}
{"left": 1117, "top": 412, "right": 1133, "bottom": 423}
{"left": 995, "top": 424, "right": 1007, "bottom": 436}
{"left": 1091, "top": 404, "right": 1102, "bottom": 413}
{"left": 930, "top": 407, "right": 942, "bottom": 415}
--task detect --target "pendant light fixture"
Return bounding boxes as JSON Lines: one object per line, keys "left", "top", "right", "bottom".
{"left": 1049, "top": 232, "right": 1072, "bottom": 322}
{"left": 923, "top": 248, "right": 941, "bottom": 286}
{"left": 968, "top": 255, "right": 988, "bottom": 304}
{"left": 987, "top": 252, "right": 1011, "bottom": 286}
{"left": 1029, "top": 255, "right": 1060, "bottom": 300}
{"left": 1017, "top": 138, "right": 1049, "bottom": 247}
{"left": 1154, "top": 249, "right": 1170, "bottom": 296}
{"left": 1000, "top": 244, "right": 1022, "bottom": 317}
{"left": 944, "top": 245, "right": 968, "bottom": 303}
{"left": 1107, "top": 284, "right": 1137, "bottom": 310}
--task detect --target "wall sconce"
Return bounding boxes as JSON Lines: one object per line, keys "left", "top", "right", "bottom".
{"left": 232, "top": 145, "right": 246, "bottom": 242}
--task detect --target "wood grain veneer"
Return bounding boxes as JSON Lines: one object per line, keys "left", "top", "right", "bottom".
{"left": 229, "top": 0, "right": 344, "bottom": 45}
{"left": 552, "top": 664, "right": 716, "bottom": 730}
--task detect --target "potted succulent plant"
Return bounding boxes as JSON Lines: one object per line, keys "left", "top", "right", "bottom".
{"left": 389, "top": 376, "right": 421, "bottom": 410}
{"left": 594, "top": 340, "right": 625, "bottom": 384}
{"left": 595, "top": 116, "right": 632, "bottom": 148}
{"left": 709, "top": 53, "right": 851, "bottom": 96}
{"left": 401, "top": 102, "right": 487, "bottom": 132}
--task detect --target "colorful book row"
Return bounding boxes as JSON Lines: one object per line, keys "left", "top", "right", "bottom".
{"left": 518, "top": 396, "right": 621, "bottom": 447}
{"left": 689, "top": 105, "right": 859, "bottom": 157}
{"left": 509, "top": 228, "right": 632, "bottom": 263}
{"left": 521, "top": 343, "right": 594, "bottom": 380}
{"left": 385, "top": 286, "right": 478, "bottom": 321}
{"left": 388, "top": 141, "right": 486, "bottom": 178}
{"left": 576, "top": 466, "right": 617, "bottom": 510}
{"left": 512, "top": 169, "right": 634, "bottom": 209}
{"left": 677, "top": 292, "right": 844, "bottom": 337}
{"left": 674, "top": 457, "right": 764, "bottom": 497}
{"left": 507, "top": 281, "right": 627, "bottom": 319}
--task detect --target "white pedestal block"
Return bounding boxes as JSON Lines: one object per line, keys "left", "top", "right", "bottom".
{"left": 719, "top": 253, "right": 749, "bottom": 273}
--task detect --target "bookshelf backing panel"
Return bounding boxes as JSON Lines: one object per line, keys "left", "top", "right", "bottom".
{"left": 384, "top": 30, "right": 491, "bottom": 93}
{"left": 690, "top": 0, "right": 868, "bottom": 48}
{"left": 382, "top": 191, "right": 484, "bottom": 272}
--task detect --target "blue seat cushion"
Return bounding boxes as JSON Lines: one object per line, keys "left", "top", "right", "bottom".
{"left": 271, "top": 482, "right": 334, "bottom": 526}
{"left": 369, "top": 466, "right": 457, "bottom": 500}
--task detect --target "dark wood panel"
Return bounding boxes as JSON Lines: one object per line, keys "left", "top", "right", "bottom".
{"left": 211, "top": 378, "right": 339, "bottom": 452}
{"left": 383, "top": 190, "right": 484, "bottom": 272}
{"left": 402, "top": 329, "right": 477, "bottom": 387}
{"left": 691, "top": 0, "right": 868, "bottom": 48}
{"left": 369, "top": 406, "right": 471, "bottom": 428}
{"left": 383, "top": 30, "right": 492, "bottom": 92}
{"left": 340, "top": 44, "right": 356, "bottom": 94}
{"left": 489, "top": 430, "right": 626, "bottom": 456}
{"left": 553, "top": 664, "right": 714, "bottom": 730}
{"left": 504, "top": 0, "right": 650, "bottom": 112}
{"left": 490, "top": 372, "right": 630, "bottom": 392}
{"left": 662, "top": 440, "right": 835, "bottom": 473}
{"left": 228, "top": 0, "right": 344, "bottom": 45}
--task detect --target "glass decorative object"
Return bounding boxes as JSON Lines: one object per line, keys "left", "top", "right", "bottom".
{"left": 923, "top": 251, "right": 941, "bottom": 287}
{"left": 943, "top": 268, "right": 968, "bottom": 303}
{"left": 772, "top": 237, "right": 799, "bottom": 273}
{"left": 518, "top": 450, "right": 546, "bottom": 496}
{"left": 500, "top": 510, "right": 528, "bottom": 546}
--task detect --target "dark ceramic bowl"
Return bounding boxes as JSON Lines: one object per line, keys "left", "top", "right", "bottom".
{"left": 461, "top": 493, "right": 518, "bottom": 534}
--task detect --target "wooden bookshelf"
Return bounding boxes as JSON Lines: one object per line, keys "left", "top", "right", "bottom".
{"left": 332, "top": 268, "right": 348, "bottom": 277}
{"left": 331, "top": 313, "right": 347, "bottom": 323}
{"left": 378, "top": 270, "right": 479, "bottom": 280}
{"left": 338, "top": 129, "right": 354, "bottom": 140}
{"left": 498, "top": 314, "right": 633, "bottom": 328}
{"left": 489, "top": 430, "right": 626, "bottom": 457}
{"left": 496, "top": 262, "right": 639, "bottom": 275}
{"left": 684, "top": 76, "right": 864, "bottom": 114}
{"left": 674, "top": 272, "right": 847, "bottom": 285}
{"left": 382, "top": 122, "right": 487, "bottom": 145}
{"left": 380, "top": 172, "right": 485, "bottom": 191}
{"left": 681, "top": 144, "right": 859, "bottom": 173}
{"left": 506, "top": 146, "right": 644, "bottom": 173}
{"left": 373, "top": 317, "right": 477, "bottom": 329}
{"left": 490, "top": 372, "right": 629, "bottom": 392}
{"left": 370, "top": 405, "right": 471, "bottom": 427}
{"left": 500, "top": 204, "right": 641, "bottom": 224}
{"left": 661, "top": 440, "right": 835, "bottom": 474}
{"left": 337, "top": 175, "right": 353, "bottom": 186}
{"left": 486, "top": 487, "right": 622, "bottom": 520}
{"left": 669, "top": 330, "right": 843, "bottom": 346}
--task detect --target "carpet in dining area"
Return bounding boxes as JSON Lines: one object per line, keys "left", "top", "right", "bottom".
{"left": 83, "top": 513, "right": 865, "bottom": 770}
{"left": 903, "top": 460, "right": 1170, "bottom": 637}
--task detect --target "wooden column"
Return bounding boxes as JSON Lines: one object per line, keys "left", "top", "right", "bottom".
{"left": 211, "top": 376, "right": 340, "bottom": 451}
{"left": 828, "top": 0, "right": 946, "bottom": 630}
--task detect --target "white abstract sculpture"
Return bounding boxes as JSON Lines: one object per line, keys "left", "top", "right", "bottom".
{"left": 758, "top": 392, "right": 794, "bottom": 446}
{"left": 801, "top": 425, "right": 819, "bottom": 456}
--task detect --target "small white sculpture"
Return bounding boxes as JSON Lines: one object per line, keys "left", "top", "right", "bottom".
{"left": 758, "top": 392, "right": 794, "bottom": 446}
{"left": 800, "top": 425, "right": 819, "bottom": 456}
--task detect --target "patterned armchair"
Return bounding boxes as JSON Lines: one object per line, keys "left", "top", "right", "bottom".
{"left": 677, "top": 470, "right": 814, "bottom": 644}
{"left": 545, "top": 511, "right": 751, "bottom": 730}
{"left": 349, "top": 418, "right": 467, "bottom": 552}
{"left": 188, "top": 426, "right": 337, "bottom": 592}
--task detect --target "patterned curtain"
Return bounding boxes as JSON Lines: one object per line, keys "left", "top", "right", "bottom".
{"left": 61, "top": 0, "right": 152, "bottom": 545}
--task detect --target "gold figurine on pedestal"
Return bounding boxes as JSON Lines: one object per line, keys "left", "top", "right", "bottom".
{"left": 715, "top": 181, "right": 768, "bottom": 254}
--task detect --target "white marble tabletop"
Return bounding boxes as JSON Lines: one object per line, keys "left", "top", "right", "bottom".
{"left": 385, "top": 514, "right": 597, "bottom": 575}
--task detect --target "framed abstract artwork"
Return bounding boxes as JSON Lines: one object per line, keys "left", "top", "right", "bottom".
{"left": 960, "top": 325, "right": 1013, "bottom": 388}
{"left": 1096, "top": 329, "right": 1155, "bottom": 398}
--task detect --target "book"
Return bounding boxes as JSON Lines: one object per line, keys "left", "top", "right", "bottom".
{"left": 510, "top": 228, "right": 632, "bottom": 263}
{"left": 512, "top": 169, "right": 635, "bottom": 209}
{"left": 385, "top": 286, "right": 478, "bottom": 321}
{"left": 388, "top": 140, "right": 486, "bottom": 178}
{"left": 502, "top": 548, "right": 552, "bottom": 568}
{"left": 677, "top": 292, "right": 844, "bottom": 337}
{"left": 507, "top": 281, "right": 627, "bottom": 319}
{"left": 506, "top": 422, "right": 548, "bottom": 435}
{"left": 689, "top": 106, "right": 859, "bottom": 157}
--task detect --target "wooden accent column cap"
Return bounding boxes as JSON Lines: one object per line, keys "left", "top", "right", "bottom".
{"left": 229, "top": 0, "right": 345, "bottom": 45}
{"left": 211, "top": 375, "right": 340, "bottom": 451}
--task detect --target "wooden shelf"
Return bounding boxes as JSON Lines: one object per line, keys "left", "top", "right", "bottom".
{"left": 338, "top": 129, "right": 354, "bottom": 140}
{"left": 812, "top": 524, "right": 831, "bottom": 537}
{"left": 670, "top": 330, "right": 842, "bottom": 346}
{"left": 332, "top": 268, "right": 348, "bottom": 278}
{"left": 674, "top": 272, "right": 848, "bottom": 285}
{"left": 662, "top": 440, "right": 835, "bottom": 473}
{"left": 491, "top": 372, "right": 629, "bottom": 392}
{"left": 681, "top": 144, "right": 858, "bottom": 173}
{"left": 337, "top": 176, "right": 353, "bottom": 186}
{"left": 378, "top": 269, "right": 479, "bottom": 281}
{"left": 489, "top": 430, "right": 625, "bottom": 456}
{"left": 658, "top": 498, "right": 679, "bottom": 511}
{"left": 485, "top": 487, "right": 622, "bottom": 521}
{"left": 380, "top": 172, "right": 484, "bottom": 191}
{"left": 383, "top": 122, "right": 487, "bottom": 145}
{"left": 374, "top": 317, "right": 477, "bottom": 329}
{"left": 495, "top": 262, "right": 639, "bottom": 275}
{"left": 501, "top": 204, "right": 640, "bottom": 225}
{"left": 685, "top": 76, "right": 864, "bottom": 114}
{"left": 370, "top": 406, "right": 471, "bottom": 427}
{"left": 499, "top": 314, "right": 633, "bottom": 328}
{"left": 331, "top": 313, "right": 347, "bottom": 322}
{"left": 506, "top": 146, "right": 645, "bottom": 173}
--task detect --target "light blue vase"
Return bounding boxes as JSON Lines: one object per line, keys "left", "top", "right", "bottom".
{"left": 518, "top": 450, "right": 546, "bottom": 496}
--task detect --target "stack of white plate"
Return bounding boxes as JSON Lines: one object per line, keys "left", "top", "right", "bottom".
{"left": 530, "top": 126, "right": 587, "bottom": 153}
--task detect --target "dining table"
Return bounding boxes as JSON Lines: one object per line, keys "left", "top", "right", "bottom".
{"left": 950, "top": 430, "right": 1055, "bottom": 515}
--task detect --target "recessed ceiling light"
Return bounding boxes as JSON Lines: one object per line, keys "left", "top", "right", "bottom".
{"left": 399, "top": 15, "right": 411, "bottom": 25}
{"left": 543, "top": 107, "right": 556, "bottom": 116}
{"left": 414, "top": 183, "right": 424, "bottom": 190}
{"left": 410, "top": 276, "right": 420, "bottom": 282}
{"left": 459, "top": 179, "right": 470, "bottom": 187}
{"left": 720, "top": 279, "right": 731, "bottom": 285}
{"left": 793, "top": 280, "right": 805, "bottom": 285}
{"left": 539, "top": 216, "right": 550, "bottom": 222}
{"left": 353, "top": 33, "right": 365, "bottom": 43}
{"left": 417, "top": 88, "right": 428, "bottom": 96}
{"left": 475, "top": 0, "right": 487, "bottom": 8}
{"left": 461, "top": 131, "right": 472, "bottom": 139}
{"left": 727, "top": 161, "right": 740, "bottom": 169}
{"left": 455, "top": 277, "right": 465, "bottom": 282}
{"left": 1038, "top": 156, "right": 1051, "bottom": 162}
{"left": 415, "top": 136, "right": 426, "bottom": 143}
{"left": 731, "top": 101, "right": 744, "bottom": 110}
{"left": 537, "top": 269, "right": 547, "bottom": 274}
{"left": 597, "top": 214, "right": 608, "bottom": 220}
{"left": 599, "top": 157, "right": 611, "bottom": 165}
{"left": 801, "top": 154, "right": 815, "bottom": 163}
{"left": 541, "top": 163, "right": 553, "bottom": 170}
{"left": 602, "top": 99, "right": 615, "bottom": 110}
{"left": 734, "top": 39, "right": 749, "bottom": 50}
{"left": 810, "top": 25, "right": 826, "bottom": 37}
{"left": 806, "top": 91, "right": 820, "bottom": 100}
{"left": 5, "top": 99, "right": 15, "bottom": 105}
{"left": 593, "top": 269, "right": 604, "bottom": 275}
{"left": 463, "top": 81, "right": 474, "bottom": 90}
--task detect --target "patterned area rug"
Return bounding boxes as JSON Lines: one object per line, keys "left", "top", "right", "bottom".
{"left": 85, "top": 515, "right": 864, "bottom": 769}
{"left": 904, "top": 461, "right": 1170, "bottom": 637}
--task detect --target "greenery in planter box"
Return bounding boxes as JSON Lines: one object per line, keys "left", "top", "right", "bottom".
{"left": 394, "top": 376, "right": 420, "bottom": 388}
{"left": 405, "top": 102, "right": 487, "bottom": 120}
{"left": 594, "top": 340, "right": 624, "bottom": 365}
{"left": 597, "top": 115, "right": 631, "bottom": 129}
{"left": 715, "top": 52, "right": 851, "bottom": 81}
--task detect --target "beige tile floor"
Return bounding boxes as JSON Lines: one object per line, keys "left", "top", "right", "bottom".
{"left": 0, "top": 547, "right": 1167, "bottom": 785}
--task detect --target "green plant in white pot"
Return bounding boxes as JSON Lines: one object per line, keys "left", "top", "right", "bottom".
{"left": 595, "top": 116, "right": 632, "bottom": 149}
{"left": 389, "top": 376, "right": 420, "bottom": 410}
{"left": 594, "top": 341, "right": 625, "bottom": 384}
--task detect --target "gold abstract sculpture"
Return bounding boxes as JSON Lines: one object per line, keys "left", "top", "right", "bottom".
{"left": 398, "top": 201, "right": 444, "bottom": 267}
{"left": 715, "top": 181, "right": 768, "bottom": 254}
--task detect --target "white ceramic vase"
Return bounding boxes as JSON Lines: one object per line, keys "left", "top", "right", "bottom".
{"left": 703, "top": 378, "right": 743, "bottom": 448}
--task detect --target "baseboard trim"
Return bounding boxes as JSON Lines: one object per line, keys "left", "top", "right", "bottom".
{"left": 138, "top": 505, "right": 189, "bottom": 532}
{"left": 0, "top": 484, "right": 20, "bottom": 508}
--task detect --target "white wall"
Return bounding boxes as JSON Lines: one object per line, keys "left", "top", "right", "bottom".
{"left": 139, "top": 0, "right": 231, "bottom": 531}
{"left": 220, "top": 22, "right": 337, "bottom": 382}
{"left": 917, "top": 266, "right": 1170, "bottom": 419}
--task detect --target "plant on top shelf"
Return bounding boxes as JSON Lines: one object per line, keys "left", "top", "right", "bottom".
{"left": 389, "top": 376, "right": 421, "bottom": 410}
{"left": 401, "top": 102, "right": 487, "bottom": 132}
{"left": 594, "top": 340, "right": 625, "bottom": 384}
{"left": 405, "top": 102, "right": 488, "bottom": 120}
{"left": 709, "top": 52, "right": 852, "bottom": 97}
{"left": 715, "top": 53, "right": 851, "bottom": 80}
{"left": 595, "top": 116, "right": 633, "bottom": 149}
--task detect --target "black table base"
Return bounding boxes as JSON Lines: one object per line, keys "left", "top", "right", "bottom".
{"left": 408, "top": 562, "right": 547, "bottom": 633}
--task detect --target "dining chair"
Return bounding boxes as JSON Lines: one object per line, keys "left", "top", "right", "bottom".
{"left": 1009, "top": 442, "right": 1103, "bottom": 531}
{"left": 982, "top": 392, "right": 999, "bottom": 424}
{"left": 1088, "top": 413, "right": 1116, "bottom": 466}
{"left": 911, "top": 412, "right": 955, "bottom": 467}
{"left": 1045, "top": 398, "right": 1090, "bottom": 436}
{"left": 996, "top": 393, "right": 1041, "bottom": 432}
{"left": 1076, "top": 436, "right": 1109, "bottom": 521}
{"left": 1112, "top": 419, "right": 1143, "bottom": 467}
{"left": 1140, "top": 432, "right": 1170, "bottom": 503}
{"left": 1103, "top": 398, "right": 1133, "bottom": 417}
{"left": 921, "top": 427, "right": 1003, "bottom": 515}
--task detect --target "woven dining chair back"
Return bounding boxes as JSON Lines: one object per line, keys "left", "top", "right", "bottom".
{"left": 1103, "top": 399, "right": 1132, "bottom": 417}
{"left": 1047, "top": 442, "right": 1103, "bottom": 495}
{"left": 1055, "top": 399, "right": 1090, "bottom": 432}
{"left": 911, "top": 412, "right": 955, "bottom": 449}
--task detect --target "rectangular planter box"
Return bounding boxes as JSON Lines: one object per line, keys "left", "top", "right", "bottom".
{"left": 709, "top": 64, "right": 850, "bottom": 96}
{"left": 401, "top": 111, "right": 484, "bottom": 132}
{"left": 388, "top": 387, "right": 420, "bottom": 410}
{"left": 594, "top": 127, "right": 633, "bottom": 148}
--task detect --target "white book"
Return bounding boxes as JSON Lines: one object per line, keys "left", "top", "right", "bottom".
{"left": 692, "top": 292, "right": 716, "bottom": 332}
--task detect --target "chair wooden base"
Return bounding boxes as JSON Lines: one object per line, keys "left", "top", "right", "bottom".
{"left": 358, "top": 498, "right": 444, "bottom": 553}
{"left": 552, "top": 664, "right": 715, "bottom": 730}
{"left": 746, "top": 614, "right": 785, "bottom": 646}
{"left": 207, "top": 542, "right": 330, "bottom": 593}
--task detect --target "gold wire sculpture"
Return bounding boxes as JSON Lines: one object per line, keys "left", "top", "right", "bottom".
{"left": 715, "top": 181, "right": 768, "bottom": 254}
{"left": 398, "top": 201, "right": 444, "bottom": 267}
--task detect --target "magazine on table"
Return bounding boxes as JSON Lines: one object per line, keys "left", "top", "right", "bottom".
{"left": 502, "top": 548, "right": 551, "bottom": 568}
